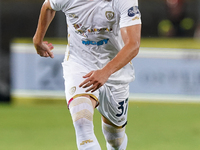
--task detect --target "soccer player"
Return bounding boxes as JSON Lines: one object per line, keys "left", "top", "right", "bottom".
{"left": 33, "top": 0, "right": 141, "bottom": 149}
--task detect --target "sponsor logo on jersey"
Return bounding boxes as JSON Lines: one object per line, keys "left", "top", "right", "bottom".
{"left": 68, "top": 13, "right": 79, "bottom": 18}
{"left": 73, "top": 23, "right": 82, "bottom": 29}
{"left": 73, "top": 23, "right": 113, "bottom": 37}
{"left": 132, "top": 16, "right": 140, "bottom": 21}
{"left": 82, "top": 39, "right": 109, "bottom": 46}
{"left": 105, "top": 11, "right": 115, "bottom": 20}
{"left": 87, "top": 27, "right": 112, "bottom": 33}
{"left": 128, "top": 6, "right": 140, "bottom": 17}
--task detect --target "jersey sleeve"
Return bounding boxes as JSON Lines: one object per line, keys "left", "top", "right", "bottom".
{"left": 116, "top": 0, "right": 142, "bottom": 28}
{"left": 49, "top": 0, "right": 67, "bottom": 11}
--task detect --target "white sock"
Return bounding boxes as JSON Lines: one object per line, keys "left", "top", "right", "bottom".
{"left": 69, "top": 97, "right": 101, "bottom": 150}
{"left": 102, "top": 121, "right": 128, "bottom": 150}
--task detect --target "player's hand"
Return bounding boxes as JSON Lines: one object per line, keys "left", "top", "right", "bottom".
{"left": 34, "top": 41, "right": 54, "bottom": 58}
{"left": 79, "top": 69, "right": 110, "bottom": 92}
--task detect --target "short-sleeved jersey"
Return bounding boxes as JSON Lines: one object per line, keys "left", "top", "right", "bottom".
{"left": 49, "top": 0, "right": 141, "bottom": 87}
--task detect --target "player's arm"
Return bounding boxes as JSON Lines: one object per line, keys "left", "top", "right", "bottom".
{"left": 33, "top": 0, "right": 56, "bottom": 58}
{"left": 79, "top": 24, "right": 141, "bottom": 92}
{"left": 103, "top": 24, "right": 141, "bottom": 75}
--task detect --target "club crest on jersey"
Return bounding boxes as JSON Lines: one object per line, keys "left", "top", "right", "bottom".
{"left": 128, "top": 6, "right": 140, "bottom": 17}
{"left": 105, "top": 11, "right": 114, "bottom": 20}
{"left": 69, "top": 86, "right": 76, "bottom": 95}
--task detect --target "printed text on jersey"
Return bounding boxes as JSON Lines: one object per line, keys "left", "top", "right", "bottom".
{"left": 82, "top": 39, "right": 109, "bottom": 46}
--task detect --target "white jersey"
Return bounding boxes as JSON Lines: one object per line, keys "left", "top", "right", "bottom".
{"left": 50, "top": 0, "right": 141, "bottom": 87}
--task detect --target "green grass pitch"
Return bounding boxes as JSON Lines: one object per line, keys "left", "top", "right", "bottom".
{"left": 0, "top": 101, "right": 200, "bottom": 150}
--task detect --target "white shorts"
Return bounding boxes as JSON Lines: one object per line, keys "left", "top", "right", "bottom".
{"left": 62, "top": 60, "right": 129, "bottom": 127}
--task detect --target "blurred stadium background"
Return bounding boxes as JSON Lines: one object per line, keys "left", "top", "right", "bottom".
{"left": 0, "top": 0, "right": 200, "bottom": 150}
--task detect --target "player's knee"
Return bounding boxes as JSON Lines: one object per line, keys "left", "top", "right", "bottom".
{"left": 69, "top": 96, "right": 94, "bottom": 130}
{"left": 69, "top": 97, "right": 101, "bottom": 150}
{"left": 102, "top": 121, "right": 126, "bottom": 149}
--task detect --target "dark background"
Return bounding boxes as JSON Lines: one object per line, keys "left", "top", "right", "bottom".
{"left": 0, "top": 0, "right": 199, "bottom": 102}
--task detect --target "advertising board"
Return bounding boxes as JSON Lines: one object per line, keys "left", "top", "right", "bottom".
{"left": 11, "top": 43, "right": 200, "bottom": 102}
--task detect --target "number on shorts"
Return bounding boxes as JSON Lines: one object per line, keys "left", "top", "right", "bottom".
{"left": 116, "top": 98, "right": 128, "bottom": 117}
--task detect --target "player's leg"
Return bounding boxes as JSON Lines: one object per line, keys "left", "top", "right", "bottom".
{"left": 62, "top": 59, "right": 101, "bottom": 149}
{"left": 102, "top": 116, "right": 128, "bottom": 150}
{"left": 69, "top": 95, "right": 101, "bottom": 150}
{"left": 97, "top": 85, "right": 129, "bottom": 150}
